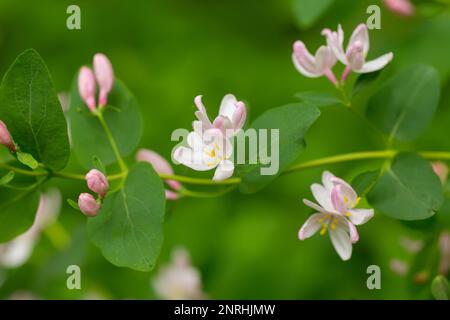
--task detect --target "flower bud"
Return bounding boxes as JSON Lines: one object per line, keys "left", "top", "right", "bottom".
{"left": 383, "top": 0, "right": 415, "bottom": 17}
{"left": 78, "top": 67, "right": 97, "bottom": 111}
{"left": 93, "top": 53, "right": 114, "bottom": 107}
{"left": 85, "top": 169, "right": 109, "bottom": 198}
{"left": 0, "top": 120, "right": 16, "bottom": 152}
{"left": 432, "top": 161, "right": 449, "bottom": 185}
{"left": 78, "top": 193, "right": 100, "bottom": 217}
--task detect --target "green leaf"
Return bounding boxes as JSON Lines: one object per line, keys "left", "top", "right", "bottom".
{"left": 16, "top": 151, "right": 39, "bottom": 169}
{"left": 367, "top": 153, "right": 444, "bottom": 220}
{"left": 69, "top": 77, "right": 142, "bottom": 169}
{"left": 295, "top": 92, "right": 342, "bottom": 107}
{"left": 87, "top": 162, "right": 166, "bottom": 271}
{"left": 292, "top": 0, "right": 335, "bottom": 29}
{"left": 351, "top": 170, "right": 379, "bottom": 197}
{"left": 0, "top": 171, "right": 40, "bottom": 242}
{"left": 352, "top": 70, "right": 382, "bottom": 97}
{"left": 239, "top": 103, "right": 320, "bottom": 193}
{"left": 431, "top": 275, "right": 450, "bottom": 300}
{"left": 366, "top": 65, "right": 440, "bottom": 141}
{"left": 67, "top": 198, "right": 80, "bottom": 211}
{"left": 0, "top": 171, "right": 14, "bottom": 186}
{"left": 0, "top": 49, "right": 70, "bottom": 171}
{"left": 92, "top": 155, "right": 106, "bottom": 174}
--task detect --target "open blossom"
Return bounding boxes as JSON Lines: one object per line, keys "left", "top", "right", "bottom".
{"left": 173, "top": 127, "right": 234, "bottom": 181}
{"left": 0, "top": 120, "right": 16, "bottom": 152}
{"left": 78, "top": 193, "right": 101, "bottom": 217}
{"left": 152, "top": 247, "right": 205, "bottom": 300}
{"left": 384, "top": 0, "right": 415, "bottom": 17}
{"left": 292, "top": 42, "right": 338, "bottom": 85}
{"left": 322, "top": 24, "right": 394, "bottom": 81}
{"left": 78, "top": 53, "right": 114, "bottom": 111}
{"left": 136, "top": 149, "right": 182, "bottom": 200}
{"left": 432, "top": 161, "right": 448, "bottom": 185}
{"left": 0, "top": 189, "right": 61, "bottom": 268}
{"left": 85, "top": 169, "right": 109, "bottom": 198}
{"left": 194, "top": 94, "right": 247, "bottom": 136}
{"left": 299, "top": 171, "right": 374, "bottom": 261}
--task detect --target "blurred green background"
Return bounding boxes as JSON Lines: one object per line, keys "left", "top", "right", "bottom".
{"left": 0, "top": 0, "right": 450, "bottom": 299}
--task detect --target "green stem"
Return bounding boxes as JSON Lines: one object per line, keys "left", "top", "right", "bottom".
{"left": 2, "top": 150, "right": 450, "bottom": 187}
{"left": 180, "top": 186, "right": 237, "bottom": 198}
{"left": 95, "top": 111, "right": 127, "bottom": 173}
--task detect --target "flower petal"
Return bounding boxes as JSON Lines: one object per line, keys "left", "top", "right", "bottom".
{"left": 213, "top": 160, "right": 234, "bottom": 181}
{"left": 347, "top": 221, "right": 359, "bottom": 243}
{"left": 292, "top": 41, "right": 321, "bottom": 77}
{"left": 322, "top": 171, "right": 335, "bottom": 193}
{"left": 302, "top": 199, "right": 327, "bottom": 213}
{"left": 322, "top": 25, "right": 347, "bottom": 63}
{"left": 348, "top": 208, "right": 374, "bottom": 225}
{"left": 172, "top": 146, "right": 211, "bottom": 171}
{"left": 298, "top": 213, "right": 325, "bottom": 240}
{"left": 311, "top": 183, "right": 335, "bottom": 212}
{"left": 348, "top": 23, "right": 369, "bottom": 55}
{"left": 194, "top": 95, "right": 213, "bottom": 128}
{"left": 359, "top": 53, "right": 394, "bottom": 73}
{"left": 329, "top": 227, "right": 353, "bottom": 261}
{"left": 218, "top": 94, "right": 238, "bottom": 121}
{"left": 315, "top": 46, "right": 337, "bottom": 71}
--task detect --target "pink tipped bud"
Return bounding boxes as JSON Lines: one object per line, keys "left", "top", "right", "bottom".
{"left": 136, "top": 149, "right": 182, "bottom": 191}
{"left": 78, "top": 67, "right": 97, "bottom": 111}
{"left": 85, "top": 169, "right": 109, "bottom": 198}
{"left": 93, "top": 53, "right": 114, "bottom": 107}
{"left": 233, "top": 101, "right": 247, "bottom": 131}
{"left": 78, "top": 193, "right": 101, "bottom": 217}
{"left": 165, "top": 190, "right": 180, "bottom": 201}
{"left": 383, "top": 0, "right": 415, "bottom": 17}
{"left": 0, "top": 120, "right": 16, "bottom": 152}
{"left": 432, "top": 161, "right": 449, "bottom": 185}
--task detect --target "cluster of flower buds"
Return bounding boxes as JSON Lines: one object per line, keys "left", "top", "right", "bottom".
{"left": 78, "top": 169, "right": 109, "bottom": 217}
{"left": 78, "top": 53, "right": 114, "bottom": 112}
{"left": 0, "top": 120, "right": 16, "bottom": 152}
{"left": 136, "top": 148, "right": 182, "bottom": 200}
{"left": 292, "top": 23, "right": 394, "bottom": 85}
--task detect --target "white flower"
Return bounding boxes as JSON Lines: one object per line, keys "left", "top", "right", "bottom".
{"left": 0, "top": 189, "right": 61, "bottom": 268}
{"left": 292, "top": 41, "right": 338, "bottom": 85}
{"left": 298, "top": 171, "right": 374, "bottom": 261}
{"left": 173, "top": 125, "right": 234, "bottom": 181}
{"left": 152, "top": 247, "right": 205, "bottom": 300}
{"left": 322, "top": 24, "right": 394, "bottom": 80}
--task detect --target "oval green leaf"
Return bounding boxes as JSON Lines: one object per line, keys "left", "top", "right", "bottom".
{"left": 366, "top": 65, "right": 440, "bottom": 141}
{"left": 367, "top": 153, "right": 444, "bottom": 220}
{"left": 87, "top": 162, "right": 166, "bottom": 271}
{"left": 0, "top": 49, "right": 70, "bottom": 171}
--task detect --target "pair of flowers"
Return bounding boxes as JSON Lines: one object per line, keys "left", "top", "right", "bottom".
{"left": 299, "top": 171, "right": 374, "bottom": 261}
{"left": 292, "top": 23, "right": 394, "bottom": 85}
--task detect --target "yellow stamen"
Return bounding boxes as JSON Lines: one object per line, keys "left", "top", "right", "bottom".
{"left": 346, "top": 211, "right": 352, "bottom": 217}
{"left": 355, "top": 197, "right": 361, "bottom": 206}
{"left": 320, "top": 225, "right": 327, "bottom": 235}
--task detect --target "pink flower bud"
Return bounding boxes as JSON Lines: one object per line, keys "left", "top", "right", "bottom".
{"left": 383, "top": 0, "right": 415, "bottom": 17}
{"left": 85, "top": 169, "right": 109, "bottom": 198}
{"left": 432, "top": 161, "right": 449, "bottom": 185}
{"left": 93, "top": 53, "right": 114, "bottom": 107}
{"left": 78, "top": 67, "right": 97, "bottom": 111}
{"left": 0, "top": 120, "right": 16, "bottom": 152}
{"left": 78, "top": 193, "right": 101, "bottom": 217}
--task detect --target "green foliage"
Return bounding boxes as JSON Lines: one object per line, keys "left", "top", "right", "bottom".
{"left": 16, "top": 151, "right": 38, "bottom": 170}
{"left": 292, "top": 0, "right": 335, "bottom": 28}
{"left": 366, "top": 65, "right": 440, "bottom": 141}
{"left": 239, "top": 103, "right": 320, "bottom": 193}
{"left": 0, "top": 49, "right": 70, "bottom": 171}
{"left": 88, "top": 162, "right": 166, "bottom": 271}
{"left": 0, "top": 171, "right": 14, "bottom": 186}
{"left": 368, "top": 153, "right": 444, "bottom": 220}
{"left": 69, "top": 78, "right": 142, "bottom": 169}
{"left": 295, "top": 92, "right": 342, "bottom": 107}
{"left": 352, "top": 70, "right": 382, "bottom": 97}
{"left": 351, "top": 170, "right": 379, "bottom": 197}
{"left": 431, "top": 275, "right": 450, "bottom": 300}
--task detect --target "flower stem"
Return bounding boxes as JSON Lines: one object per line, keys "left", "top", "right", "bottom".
{"left": 180, "top": 186, "right": 237, "bottom": 198}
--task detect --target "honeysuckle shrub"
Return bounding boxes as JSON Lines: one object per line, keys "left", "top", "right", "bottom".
{"left": 0, "top": 16, "right": 449, "bottom": 299}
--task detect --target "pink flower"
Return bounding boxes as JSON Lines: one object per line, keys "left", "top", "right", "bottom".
{"left": 78, "top": 193, "right": 101, "bottom": 217}
{"left": 432, "top": 161, "right": 449, "bottom": 185}
{"left": 194, "top": 94, "right": 247, "bottom": 136}
{"left": 93, "top": 53, "right": 114, "bottom": 107}
{"left": 85, "top": 169, "right": 109, "bottom": 198}
{"left": 136, "top": 149, "right": 182, "bottom": 200}
{"left": 292, "top": 41, "right": 338, "bottom": 85}
{"left": 78, "top": 53, "right": 114, "bottom": 111}
{"left": 78, "top": 67, "right": 97, "bottom": 111}
{"left": 0, "top": 120, "right": 16, "bottom": 152}
{"left": 384, "top": 0, "right": 415, "bottom": 17}
{"left": 322, "top": 24, "right": 394, "bottom": 81}
{"left": 299, "top": 171, "right": 374, "bottom": 261}
{"left": 439, "top": 232, "right": 450, "bottom": 275}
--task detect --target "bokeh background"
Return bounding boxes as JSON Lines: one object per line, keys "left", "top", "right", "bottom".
{"left": 0, "top": 0, "right": 450, "bottom": 299}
